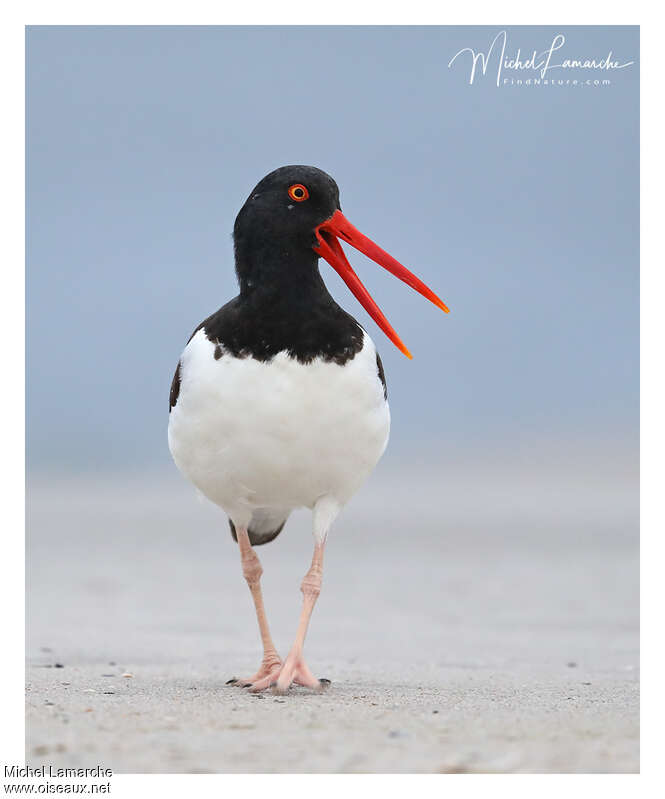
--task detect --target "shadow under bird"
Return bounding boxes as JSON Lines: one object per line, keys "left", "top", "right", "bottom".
{"left": 168, "top": 165, "right": 448, "bottom": 693}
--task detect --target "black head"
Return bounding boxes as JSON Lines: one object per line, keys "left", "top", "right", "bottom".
{"left": 231, "top": 164, "right": 449, "bottom": 358}
{"left": 233, "top": 166, "right": 341, "bottom": 290}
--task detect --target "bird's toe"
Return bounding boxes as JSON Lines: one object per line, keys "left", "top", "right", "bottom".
{"left": 227, "top": 658, "right": 283, "bottom": 691}
{"left": 247, "top": 671, "right": 281, "bottom": 692}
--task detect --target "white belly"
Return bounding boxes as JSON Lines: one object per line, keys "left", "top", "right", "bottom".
{"left": 168, "top": 329, "right": 390, "bottom": 526}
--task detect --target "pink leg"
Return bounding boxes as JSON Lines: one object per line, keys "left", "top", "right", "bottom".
{"left": 273, "top": 541, "right": 329, "bottom": 694}
{"left": 227, "top": 527, "right": 282, "bottom": 689}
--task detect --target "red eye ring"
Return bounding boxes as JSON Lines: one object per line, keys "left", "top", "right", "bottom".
{"left": 288, "top": 184, "right": 309, "bottom": 202}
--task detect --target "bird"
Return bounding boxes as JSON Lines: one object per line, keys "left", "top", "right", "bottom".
{"left": 168, "top": 165, "right": 448, "bottom": 693}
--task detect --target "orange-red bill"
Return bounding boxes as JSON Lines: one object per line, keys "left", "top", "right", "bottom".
{"left": 313, "top": 210, "right": 448, "bottom": 358}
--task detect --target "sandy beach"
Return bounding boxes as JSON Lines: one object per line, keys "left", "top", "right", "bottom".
{"left": 26, "top": 455, "right": 639, "bottom": 773}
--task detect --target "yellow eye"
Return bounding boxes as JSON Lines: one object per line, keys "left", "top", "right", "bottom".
{"left": 288, "top": 184, "right": 309, "bottom": 202}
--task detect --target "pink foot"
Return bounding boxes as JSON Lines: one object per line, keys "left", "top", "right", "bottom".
{"left": 226, "top": 656, "right": 282, "bottom": 690}
{"left": 271, "top": 653, "right": 331, "bottom": 694}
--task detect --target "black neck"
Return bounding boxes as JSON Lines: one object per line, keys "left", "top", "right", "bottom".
{"left": 195, "top": 241, "right": 365, "bottom": 365}
{"left": 235, "top": 241, "right": 334, "bottom": 310}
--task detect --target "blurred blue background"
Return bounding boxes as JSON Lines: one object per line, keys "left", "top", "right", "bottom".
{"left": 26, "top": 26, "right": 639, "bottom": 473}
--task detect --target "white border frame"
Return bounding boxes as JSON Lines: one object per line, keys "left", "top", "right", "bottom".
{"left": 4, "top": 4, "right": 656, "bottom": 796}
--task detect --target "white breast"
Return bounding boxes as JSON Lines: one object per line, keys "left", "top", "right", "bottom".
{"left": 167, "top": 329, "right": 390, "bottom": 529}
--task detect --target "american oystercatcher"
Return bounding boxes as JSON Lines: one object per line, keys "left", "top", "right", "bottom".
{"left": 168, "top": 165, "right": 448, "bottom": 693}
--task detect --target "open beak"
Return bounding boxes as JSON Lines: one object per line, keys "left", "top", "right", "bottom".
{"left": 313, "top": 210, "right": 449, "bottom": 359}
